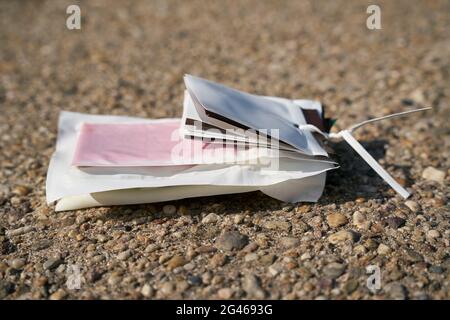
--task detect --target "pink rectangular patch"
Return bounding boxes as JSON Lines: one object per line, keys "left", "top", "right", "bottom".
{"left": 72, "top": 121, "right": 239, "bottom": 167}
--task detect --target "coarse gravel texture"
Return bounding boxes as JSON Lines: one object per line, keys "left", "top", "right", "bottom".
{"left": 0, "top": 0, "right": 449, "bottom": 300}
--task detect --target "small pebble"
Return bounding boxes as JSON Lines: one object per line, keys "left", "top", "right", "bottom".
{"left": 141, "top": 284, "right": 154, "bottom": 298}
{"left": 108, "top": 273, "right": 122, "bottom": 286}
{"left": 300, "top": 252, "right": 312, "bottom": 261}
{"left": 49, "top": 289, "right": 67, "bottom": 300}
{"left": 159, "top": 282, "right": 175, "bottom": 296}
{"left": 9, "top": 258, "right": 26, "bottom": 269}
{"left": 183, "top": 262, "right": 195, "bottom": 271}
{"left": 178, "top": 205, "right": 189, "bottom": 215}
{"left": 12, "top": 185, "right": 30, "bottom": 196}
{"left": 210, "top": 253, "right": 227, "bottom": 267}
{"left": 202, "top": 213, "right": 220, "bottom": 224}
{"left": 217, "top": 288, "right": 234, "bottom": 299}
{"left": 162, "top": 205, "right": 177, "bottom": 215}
{"left": 327, "top": 213, "right": 348, "bottom": 228}
{"left": 344, "top": 279, "right": 359, "bottom": 294}
{"left": 166, "top": 255, "right": 187, "bottom": 270}
{"left": 43, "top": 257, "right": 62, "bottom": 270}
{"left": 215, "top": 230, "right": 248, "bottom": 251}
{"left": 260, "top": 254, "right": 276, "bottom": 265}
{"left": 6, "top": 226, "right": 34, "bottom": 237}
{"left": 323, "top": 262, "right": 346, "bottom": 278}
{"left": 262, "top": 220, "right": 291, "bottom": 232}
{"left": 404, "top": 200, "right": 420, "bottom": 212}
{"left": 234, "top": 214, "right": 244, "bottom": 224}
{"left": 145, "top": 244, "right": 160, "bottom": 253}
{"left": 384, "top": 216, "right": 406, "bottom": 229}
{"left": 377, "top": 244, "right": 391, "bottom": 255}
{"left": 280, "top": 237, "right": 300, "bottom": 249}
{"left": 352, "top": 211, "right": 370, "bottom": 230}
{"left": 187, "top": 275, "right": 202, "bottom": 286}
{"left": 426, "top": 230, "right": 440, "bottom": 239}
{"left": 117, "top": 250, "right": 131, "bottom": 261}
{"left": 242, "top": 274, "right": 265, "bottom": 299}
{"left": 244, "top": 253, "right": 258, "bottom": 262}
{"left": 328, "top": 230, "right": 359, "bottom": 244}
{"left": 422, "top": 167, "right": 445, "bottom": 184}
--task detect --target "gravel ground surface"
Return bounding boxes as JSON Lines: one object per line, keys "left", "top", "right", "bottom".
{"left": 0, "top": 0, "right": 449, "bottom": 300}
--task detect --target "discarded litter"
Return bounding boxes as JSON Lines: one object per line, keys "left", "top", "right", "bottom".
{"left": 46, "top": 75, "right": 430, "bottom": 211}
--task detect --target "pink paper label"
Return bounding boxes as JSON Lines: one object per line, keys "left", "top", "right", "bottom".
{"left": 72, "top": 121, "right": 246, "bottom": 167}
